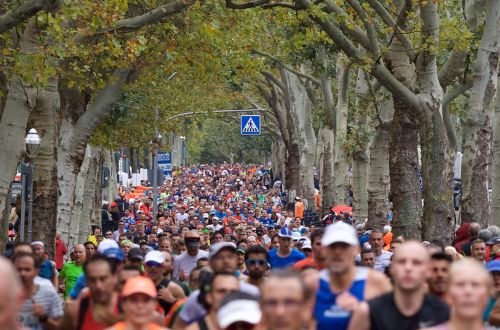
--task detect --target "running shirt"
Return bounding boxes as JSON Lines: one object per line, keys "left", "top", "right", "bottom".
{"left": 172, "top": 250, "right": 209, "bottom": 279}
{"left": 77, "top": 293, "right": 121, "bottom": 330}
{"left": 268, "top": 249, "right": 305, "bottom": 269}
{"left": 314, "top": 267, "right": 368, "bottom": 330}
{"left": 39, "top": 259, "right": 54, "bottom": 280}
{"left": 19, "top": 284, "right": 63, "bottom": 330}
{"left": 368, "top": 292, "right": 449, "bottom": 330}
{"left": 60, "top": 261, "right": 83, "bottom": 298}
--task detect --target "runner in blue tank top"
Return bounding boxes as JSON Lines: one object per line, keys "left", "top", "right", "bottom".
{"left": 313, "top": 222, "right": 391, "bottom": 330}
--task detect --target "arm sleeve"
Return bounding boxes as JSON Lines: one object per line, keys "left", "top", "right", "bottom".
{"left": 69, "top": 275, "right": 86, "bottom": 299}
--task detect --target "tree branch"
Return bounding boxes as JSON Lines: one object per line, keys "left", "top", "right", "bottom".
{"left": 363, "top": 71, "right": 383, "bottom": 124}
{"left": 0, "top": 0, "right": 58, "bottom": 34}
{"left": 261, "top": 2, "right": 300, "bottom": 9}
{"left": 101, "top": 0, "right": 196, "bottom": 34}
{"left": 365, "top": 0, "right": 416, "bottom": 61}
{"left": 442, "top": 80, "right": 473, "bottom": 107}
{"left": 320, "top": 0, "right": 371, "bottom": 49}
{"left": 225, "top": 0, "right": 270, "bottom": 9}
{"left": 253, "top": 49, "right": 321, "bottom": 86}
{"left": 71, "top": 68, "right": 134, "bottom": 153}
{"left": 345, "top": 0, "right": 381, "bottom": 58}
{"left": 262, "top": 70, "right": 284, "bottom": 91}
{"left": 438, "top": 50, "right": 468, "bottom": 88}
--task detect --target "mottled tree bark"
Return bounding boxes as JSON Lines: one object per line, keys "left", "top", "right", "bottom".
{"left": 283, "top": 70, "right": 317, "bottom": 209}
{"left": 460, "top": 0, "right": 500, "bottom": 225}
{"left": 367, "top": 97, "right": 393, "bottom": 230}
{"left": 319, "top": 127, "right": 335, "bottom": 213}
{"left": 490, "top": 76, "right": 500, "bottom": 225}
{"left": 29, "top": 76, "right": 59, "bottom": 256}
{"left": 0, "top": 20, "right": 39, "bottom": 241}
{"left": 333, "top": 56, "right": 351, "bottom": 205}
{"left": 390, "top": 97, "right": 422, "bottom": 239}
{"left": 352, "top": 70, "right": 369, "bottom": 221}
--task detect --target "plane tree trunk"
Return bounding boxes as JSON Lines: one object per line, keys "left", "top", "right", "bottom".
{"left": 333, "top": 56, "right": 351, "bottom": 205}
{"left": 367, "top": 97, "right": 393, "bottom": 230}
{"left": 460, "top": 0, "right": 500, "bottom": 225}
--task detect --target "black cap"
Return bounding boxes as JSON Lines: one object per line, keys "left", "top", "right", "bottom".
{"left": 128, "top": 247, "right": 145, "bottom": 261}
{"left": 487, "top": 237, "right": 500, "bottom": 245}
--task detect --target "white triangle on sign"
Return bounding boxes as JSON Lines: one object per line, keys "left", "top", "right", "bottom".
{"left": 242, "top": 117, "right": 259, "bottom": 133}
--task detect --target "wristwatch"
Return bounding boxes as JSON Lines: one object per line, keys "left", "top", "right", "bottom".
{"left": 38, "top": 314, "right": 48, "bottom": 322}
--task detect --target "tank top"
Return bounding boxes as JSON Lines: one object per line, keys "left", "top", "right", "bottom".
{"left": 314, "top": 267, "right": 368, "bottom": 330}
{"left": 77, "top": 294, "right": 121, "bottom": 330}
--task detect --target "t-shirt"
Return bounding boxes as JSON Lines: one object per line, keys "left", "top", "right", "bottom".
{"left": 19, "top": 284, "right": 63, "bottom": 329}
{"left": 368, "top": 292, "right": 450, "bottom": 330}
{"left": 69, "top": 274, "right": 86, "bottom": 299}
{"left": 293, "top": 257, "right": 324, "bottom": 270}
{"left": 39, "top": 259, "right": 54, "bottom": 280}
{"left": 34, "top": 276, "right": 57, "bottom": 295}
{"left": 179, "top": 281, "right": 260, "bottom": 323}
{"left": 172, "top": 250, "right": 209, "bottom": 279}
{"left": 175, "top": 212, "right": 189, "bottom": 224}
{"left": 374, "top": 251, "right": 392, "bottom": 272}
{"left": 59, "top": 262, "right": 84, "bottom": 298}
{"left": 269, "top": 248, "right": 305, "bottom": 269}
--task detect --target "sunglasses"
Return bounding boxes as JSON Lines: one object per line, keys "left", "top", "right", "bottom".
{"left": 226, "top": 322, "right": 256, "bottom": 330}
{"left": 246, "top": 259, "right": 266, "bottom": 266}
{"left": 145, "top": 261, "right": 162, "bottom": 268}
{"left": 185, "top": 237, "right": 201, "bottom": 243}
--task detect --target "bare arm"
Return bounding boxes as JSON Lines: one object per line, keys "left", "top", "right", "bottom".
{"left": 169, "top": 281, "right": 186, "bottom": 300}
{"left": 44, "top": 316, "right": 62, "bottom": 330}
{"left": 60, "top": 301, "right": 77, "bottom": 330}
{"left": 172, "top": 316, "right": 188, "bottom": 330}
{"left": 348, "top": 301, "right": 370, "bottom": 330}
{"left": 51, "top": 261, "right": 58, "bottom": 288}
{"left": 365, "top": 269, "right": 392, "bottom": 300}
{"left": 489, "top": 300, "right": 500, "bottom": 326}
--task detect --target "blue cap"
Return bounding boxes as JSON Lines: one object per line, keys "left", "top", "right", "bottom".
{"left": 278, "top": 227, "right": 293, "bottom": 239}
{"left": 102, "top": 247, "right": 125, "bottom": 262}
{"left": 487, "top": 260, "right": 500, "bottom": 272}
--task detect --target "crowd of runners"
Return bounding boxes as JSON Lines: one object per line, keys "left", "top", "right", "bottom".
{"left": 2, "top": 163, "right": 500, "bottom": 330}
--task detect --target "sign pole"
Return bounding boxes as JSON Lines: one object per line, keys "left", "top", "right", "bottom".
{"left": 19, "top": 167, "right": 26, "bottom": 242}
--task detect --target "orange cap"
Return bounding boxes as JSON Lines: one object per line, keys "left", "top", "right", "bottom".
{"left": 121, "top": 276, "right": 157, "bottom": 298}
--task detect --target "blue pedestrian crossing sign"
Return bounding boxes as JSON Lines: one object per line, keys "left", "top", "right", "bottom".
{"left": 241, "top": 115, "right": 261, "bottom": 136}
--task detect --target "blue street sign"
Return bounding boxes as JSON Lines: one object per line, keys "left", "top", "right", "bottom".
{"left": 241, "top": 115, "right": 261, "bottom": 136}
{"left": 158, "top": 152, "right": 172, "bottom": 176}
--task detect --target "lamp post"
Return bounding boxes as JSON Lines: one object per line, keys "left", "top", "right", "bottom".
{"left": 20, "top": 128, "right": 41, "bottom": 242}
{"left": 152, "top": 132, "right": 162, "bottom": 218}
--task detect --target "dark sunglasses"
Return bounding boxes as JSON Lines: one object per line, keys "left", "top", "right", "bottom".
{"left": 226, "top": 322, "right": 256, "bottom": 330}
{"left": 246, "top": 259, "right": 266, "bottom": 266}
{"left": 145, "top": 261, "right": 162, "bottom": 268}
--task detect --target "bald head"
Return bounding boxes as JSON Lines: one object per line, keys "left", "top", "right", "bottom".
{"left": 185, "top": 230, "right": 201, "bottom": 239}
{"left": 73, "top": 244, "right": 86, "bottom": 265}
{"left": 470, "top": 222, "right": 480, "bottom": 238}
{"left": 450, "top": 258, "right": 491, "bottom": 284}
{"left": 391, "top": 241, "right": 431, "bottom": 291}
{"left": 393, "top": 241, "right": 430, "bottom": 262}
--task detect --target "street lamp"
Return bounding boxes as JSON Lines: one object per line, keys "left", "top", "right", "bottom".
{"left": 25, "top": 128, "right": 42, "bottom": 156}
{"left": 152, "top": 131, "right": 162, "bottom": 217}
{"left": 20, "top": 128, "right": 41, "bottom": 242}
